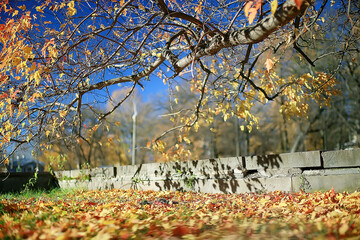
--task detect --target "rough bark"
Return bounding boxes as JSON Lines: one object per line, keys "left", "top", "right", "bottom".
{"left": 174, "top": 0, "right": 310, "bottom": 72}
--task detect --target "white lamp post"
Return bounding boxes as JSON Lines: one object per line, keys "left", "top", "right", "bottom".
{"left": 132, "top": 98, "right": 137, "bottom": 165}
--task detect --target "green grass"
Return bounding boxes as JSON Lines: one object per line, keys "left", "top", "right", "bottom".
{"left": 0, "top": 188, "right": 77, "bottom": 201}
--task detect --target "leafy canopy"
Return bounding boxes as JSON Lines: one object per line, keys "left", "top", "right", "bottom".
{"left": 0, "top": 0, "right": 357, "bottom": 162}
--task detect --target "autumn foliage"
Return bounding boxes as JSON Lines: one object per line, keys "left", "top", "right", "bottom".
{"left": 1, "top": 189, "right": 360, "bottom": 239}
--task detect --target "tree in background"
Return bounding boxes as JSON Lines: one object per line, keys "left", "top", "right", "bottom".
{"left": 39, "top": 88, "right": 163, "bottom": 169}
{"left": 0, "top": 0, "right": 358, "bottom": 166}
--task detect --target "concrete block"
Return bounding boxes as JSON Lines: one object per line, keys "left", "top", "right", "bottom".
{"left": 112, "top": 180, "right": 133, "bottom": 190}
{"left": 322, "top": 149, "right": 360, "bottom": 168}
{"left": 292, "top": 173, "right": 360, "bottom": 193}
{"left": 54, "top": 170, "right": 71, "bottom": 179}
{"left": 245, "top": 151, "right": 321, "bottom": 170}
{"left": 303, "top": 168, "right": 360, "bottom": 176}
{"left": 194, "top": 177, "right": 292, "bottom": 194}
{"left": 302, "top": 169, "right": 323, "bottom": 176}
{"left": 323, "top": 168, "right": 360, "bottom": 175}
{"left": 140, "top": 179, "right": 192, "bottom": 192}
{"left": 116, "top": 164, "right": 139, "bottom": 178}
{"left": 89, "top": 167, "right": 115, "bottom": 178}
{"left": 152, "top": 161, "right": 189, "bottom": 180}
{"left": 189, "top": 157, "right": 246, "bottom": 179}
{"left": 258, "top": 168, "right": 302, "bottom": 178}
{"left": 70, "top": 169, "right": 90, "bottom": 179}
{"left": 58, "top": 179, "right": 89, "bottom": 189}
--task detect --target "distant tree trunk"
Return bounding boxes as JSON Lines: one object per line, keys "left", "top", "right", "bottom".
{"left": 281, "top": 96, "right": 290, "bottom": 152}
{"left": 291, "top": 108, "right": 324, "bottom": 153}
{"left": 245, "top": 122, "right": 250, "bottom": 156}
{"left": 77, "top": 147, "right": 82, "bottom": 170}
{"left": 210, "top": 122, "right": 218, "bottom": 158}
{"left": 234, "top": 117, "right": 240, "bottom": 156}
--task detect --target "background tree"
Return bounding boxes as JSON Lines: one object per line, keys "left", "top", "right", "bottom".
{"left": 0, "top": 0, "right": 358, "bottom": 165}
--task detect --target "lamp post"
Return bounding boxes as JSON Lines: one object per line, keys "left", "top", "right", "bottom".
{"left": 132, "top": 98, "right": 137, "bottom": 165}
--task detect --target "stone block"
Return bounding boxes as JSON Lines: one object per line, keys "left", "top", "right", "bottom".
{"left": 303, "top": 168, "right": 360, "bottom": 176}
{"left": 89, "top": 167, "right": 116, "bottom": 178}
{"left": 116, "top": 164, "right": 139, "bottom": 178}
{"left": 245, "top": 151, "right": 321, "bottom": 170}
{"left": 292, "top": 174, "right": 360, "bottom": 193}
{"left": 70, "top": 169, "right": 90, "bottom": 179}
{"left": 152, "top": 161, "right": 189, "bottom": 180}
{"left": 189, "top": 157, "right": 246, "bottom": 179}
{"left": 322, "top": 149, "right": 360, "bottom": 168}
{"left": 54, "top": 170, "right": 71, "bottom": 179}
{"left": 58, "top": 179, "right": 88, "bottom": 189}
{"left": 257, "top": 168, "right": 302, "bottom": 178}
{"left": 194, "top": 177, "right": 292, "bottom": 194}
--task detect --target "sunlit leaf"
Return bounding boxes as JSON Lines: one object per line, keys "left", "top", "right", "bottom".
{"left": 271, "top": 0, "right": 278, "bottom": 15}
{"left": 295, "top": 0, "right": 303, "bottom": 10}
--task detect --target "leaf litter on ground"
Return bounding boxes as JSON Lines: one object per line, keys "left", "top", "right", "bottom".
{"left": 0, "top": 188, "right": 359, "bottom": 239}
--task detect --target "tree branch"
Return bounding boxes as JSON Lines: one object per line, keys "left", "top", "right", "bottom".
{"left": 174, "top": 0, "right": 311, "bottom": 73}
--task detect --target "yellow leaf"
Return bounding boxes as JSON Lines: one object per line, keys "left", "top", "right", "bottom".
{"left": 18, "top": 5, "right": 26, "bottom": 11}
{"left": 59, "top": 110, "right": 67, "bottom": 118}
{"left": 35, "top": 6, "right": 44, "bottom": 13}
{"left": 138, "top": 3, "right": 145, "bottom": 11}
{"left": 194, "top": 122, "right": 199, "bottom": 132}
{"left": 34, "top": 71, "right": 41, "bottom": 85}
{"left": 338, "top": 223, "right": 349, "bottom": 236}
{"left": 183, "top": 137, "right": 191, "bottom": 144}
{"left": 271, "top": 0, "right": 278, "bottom": 15}
{"left": 195, "top": 3, "right": 202, "bottom": 14}
{"left": 67, "top": 1, "right": 77, "bottom": 17}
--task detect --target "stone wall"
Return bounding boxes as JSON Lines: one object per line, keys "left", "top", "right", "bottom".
{"left": 55, "top": 149, "right": 360, "bottom": 193}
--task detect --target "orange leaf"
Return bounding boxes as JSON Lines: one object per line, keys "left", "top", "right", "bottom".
{"left": 248, "top": 8, "right": 258, "bottom": 24}
{"left": 10, "top": 89, "right": 20, "bottom": 99}
{"left": 172, "top": 225, "right": 190, "bottom": 237}
{"left": 0, "top": 93, "right": 8, "bottom": 99}
{"left": 265, "top": 58, "right": 274, "bottom": 72}
{"left": 294, "top": 0, "right": 303, "bottom": 10}
{"left": 244, "top": 1, "right": 253, "bottom": 17}
{"left": 245, "top": 0, "right": 262, "bottom": 24}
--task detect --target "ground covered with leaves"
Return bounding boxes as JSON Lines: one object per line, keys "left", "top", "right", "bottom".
{"left": 0, "top": 188, "right": 359, "bottom": 239}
